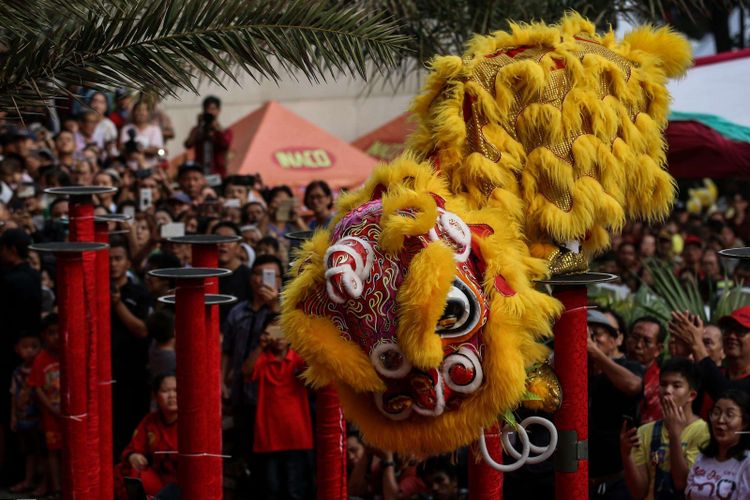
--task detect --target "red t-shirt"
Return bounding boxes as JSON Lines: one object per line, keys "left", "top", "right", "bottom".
{"left": 640, "top": 361, "right": 663, "bottom": 424}
{"left": 251, "top": 349, "right": 313, "bottom": 453}
{"left": 121, "top": 411, "right": 178, "bottom": 483}
{"left": 28, "top": 349, "right": 62, "bottom": 449}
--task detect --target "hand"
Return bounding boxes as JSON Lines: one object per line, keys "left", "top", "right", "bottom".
{"left": 128, "top": 453, "right": 148, "bottom": 470}
{"left": 221, "top": 382, "right": 231, "bottom": 401}
{"left": 256, "top": 284, "right": 279, "bottom": 305}
{"left": 587, "top": 336, "right": 601, "bottom": 358}
{"left": 619, "top": 420, "right": 640, "bottom": 457}
{"left": 662, "top": 395, "right": 688, "bottom": 438}
{"left": 670, "top": 310, "right": 706, "bottom": 357}
{"left": 111, "top": 288, "right": 121, "bottom": 306}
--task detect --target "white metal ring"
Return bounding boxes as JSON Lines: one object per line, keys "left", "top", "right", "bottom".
{"left": 479, "top": 424, "right": 530, "bottom": 472}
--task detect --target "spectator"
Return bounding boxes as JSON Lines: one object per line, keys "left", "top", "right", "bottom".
{"left": 671, "top": 307, "right": 750, "bottom": 400}
{"left": 115, "top": 372, "right": 178, "bottom": 498}
{"left": 587, "top": 309, "right": 644, "bottom": 498}
{"left": 146, "top": 311, "right": 176, "bottom": 382}
{"left": 28, "top": 314, "right": 61, "bottom": 496}
{"left": 632, "top": 316, "right": 666, "bottom": 424}
{"left": 87, "top": 91, "right": 118, "bottom": 150}
{"left": 119, "top": 100, "right": 164, "bottom": 160}
{"left": 70, "top": 157, "right": 96, "bottom": 186}
{"left": 109, "top": 89, "right": 133, "bottom": 130}
{"left": 703, "top": 324, "right": 725, "bottom": 366}
{"left": 686, "top": 390, "right": 750, "bottom": 498}
{"left": 183, "top": 96, "right": 233, "bottom": 177}
{"left": 221, "top": 255, "right": 282, "bottom": 471}
{"left": 621, "top": 358, "right": 709, "bottom": 499}
{"left": 213, "top": 221, "right": 252, "bottom": 323}
{"left": 265, "top": 186, "right": 307, "bottom": 242}
{"left": 639, "top": 233, "right": 657, "bottom": 259}
{"left": 242, "top": 201, "right": 269, "bottom": 236}
{"left": 176, "top": 161, "right": 205, "bottom": 204}
{"left": 93, "top": 169, "right": 119, "bottom": 212}
{"left": 304, "top": 180, "right": 334, "bottom": 230}
{"left": 242, "top": 316, "right": 313, "bottom": 499}
{"left": 109, "top": 237, "right": 153, "bottom": 457}
{"left": 256, "top": 236, "right": 281, "bottom": 259}
{"left": 53, "top": 131, "right": 76, "bottom": 169}
{"left": 8, "top": 333, "right": 44, "bottom": 496}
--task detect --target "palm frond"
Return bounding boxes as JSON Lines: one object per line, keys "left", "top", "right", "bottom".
{"left": 0, "top": 0, "right": 409, "bottom": 111}
{"left": 644, "top": 260, "right": 708, "bottom": 322}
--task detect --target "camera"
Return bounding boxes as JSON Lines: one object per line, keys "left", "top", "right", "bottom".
{"left": 201, "top": 112, "right": 215, "bottom": 130}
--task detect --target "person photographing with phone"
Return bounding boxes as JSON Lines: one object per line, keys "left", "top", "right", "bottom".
{"left": 221, "top": 255, "right": 283, "bottom": 485}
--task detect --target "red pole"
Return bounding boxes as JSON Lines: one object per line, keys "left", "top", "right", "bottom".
{"left": 56, "top": 252, "right": 94, "bottom": 499}
{"left": 553, "top": 286, "right": 588, "bottom": 500}
{"left": 190, "top": 245, "right": 223, "bottom": 493}
{"left": 315, "top": 385, "right": 347, "bottom": 500}
{"left": 174, "top": 278, "right": 215, "bottom": 499}
{"left": 468, "top": 425, "right": 502, "bottom": 500}
{"left": 95, "top": 221, "right": 114, "bottom": 499}
{"left": 68, "top": 197, "right": 100, "bottom": 496}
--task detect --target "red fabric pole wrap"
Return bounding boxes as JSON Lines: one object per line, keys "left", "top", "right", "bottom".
{"left": 190, "top": 245, "right": 223, "bottom": 491}
{"left": 468, "top": 425, "right": 502, "bottom": 500}
{"left": 315, "top": 385, "right": 346, "bottom": 500}
{"left": 56, "top": 253, "right": 93, "bottom": 499}
{"left": 95, "top": 222, "right": 114, "bottom": 499}
{"left": 553, "top": 286, "right": 589, "bottom": 500}
{"left": 68, "top": 199, "right": 101, "bottom": 495}
{"left": 175, "top": 278, "right": 218, "bottom": 499}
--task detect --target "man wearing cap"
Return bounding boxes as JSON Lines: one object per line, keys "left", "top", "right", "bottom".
{"left": 176, "top": 161, "right": 205, "bottom": 204}
{"left": 671, "top": 306, "right": 750, "bottom": 398}
{"left": 680, "top": 234, "right": 703, "bottom": 279}
{"left": 588, "top": 308, "right": 645, "bottom": 498}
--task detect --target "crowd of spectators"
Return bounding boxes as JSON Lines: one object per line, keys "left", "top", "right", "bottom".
{"left": 1, "top": 88, "right": 750, "bottom": 499}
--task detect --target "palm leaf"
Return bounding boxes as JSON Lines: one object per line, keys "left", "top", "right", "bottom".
{"left": 0, "top": 0, "right": 409, "bottom": 111}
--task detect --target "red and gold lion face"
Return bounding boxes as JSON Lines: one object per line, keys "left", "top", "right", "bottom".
{"left": 282, "top": 159, "right": 560, "bottom": 454}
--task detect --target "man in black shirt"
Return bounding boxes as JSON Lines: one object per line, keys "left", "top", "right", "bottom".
{"left": 109, "top": 237, "right": 153, "bottom": 457}
{"left": 213, "top": 222, "right": 252, "bottom": 324}
{"left": 588, "top": 309, "right": 644, "bottom": 499}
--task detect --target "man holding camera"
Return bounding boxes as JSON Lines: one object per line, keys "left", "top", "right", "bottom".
{"left": 184, "top": 95, "right": 233, "bottom": 177}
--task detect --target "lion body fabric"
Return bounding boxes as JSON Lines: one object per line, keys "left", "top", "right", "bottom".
{"left": 281, "top": 14, "right": 690, "bottom": 455}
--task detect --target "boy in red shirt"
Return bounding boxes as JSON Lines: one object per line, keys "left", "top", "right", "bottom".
{"left": 244, "top": 317, "right": 313, "bottom": 499}
{"left": 115, "top": 372, "right": 178, "bottom": 498}
{"left": 28, "top": 315, "right": 61, "bottom": 495}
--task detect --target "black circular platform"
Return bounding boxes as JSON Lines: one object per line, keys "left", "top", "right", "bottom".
{"left": 30, "top": 242, "right": 109, "bottom": 253}
{"left": 285, "top": 230, "right": 314, "bottom": 241}
{"left": 45, "top": 186, "right": 118, "bottom": 196}
{"left": 167, "top": 234, "right": 241, "bottom": 245}
{"left": 158, "top": 293, "right": 238, "bottom": 306}
{"left": 148, "top": 267, "right": 233, "bottom": 279}
{"left": 718, "top": 247, "right": 750, "bottom": 260}
{"left": 107, "top": 229, "right": 131, "bottom": 235}
{"left": 537, "top": 272, "right": 618, "bottom": 286}
{"left": 95, "top": 214, "right": 133, "bottom": 223}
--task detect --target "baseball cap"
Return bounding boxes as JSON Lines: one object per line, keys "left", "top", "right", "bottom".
{"left": 588, "top": 309, "right": 617, "bottom": 335}
{"left": 718, "top": 305, "right": 750, "bottom": 331}
{"left": 684, "top": 234, "right": 702, "bottom": 247}
{"left": 177, "top": 161, "right": 203, "bottom": 177}
{"left": 169, "top": 192, "right": 192, "bottom": 205}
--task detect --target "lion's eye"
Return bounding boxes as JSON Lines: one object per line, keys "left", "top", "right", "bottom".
{"left": 436, "top": 280, "right": 479, "bottom": 338}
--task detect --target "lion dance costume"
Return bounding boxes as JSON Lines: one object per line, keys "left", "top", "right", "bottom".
{"left": 282, "top": 14, "right": 691, "bottom": 457}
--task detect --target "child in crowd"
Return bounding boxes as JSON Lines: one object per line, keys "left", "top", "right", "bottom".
{"left": 621, "top": 357, "right": 709, "bottom": 499}
{"left": 146, "top": 310, "right": 176, "bottom": 382}
{"left": 243, "top": 316, "right": 313, "bottom": 499}
{"left": 28, "top": 314, "right": 61, "bottom": 495}
{"left": 8, "top": 333, "right": 44, "bottom": 495}
{"left": 116, "top": 372, "right": 178, "bottom": 499}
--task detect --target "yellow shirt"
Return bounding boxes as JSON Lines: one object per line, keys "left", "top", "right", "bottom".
{"left": 632, "top": 418, "right": 709, "bottom": 500}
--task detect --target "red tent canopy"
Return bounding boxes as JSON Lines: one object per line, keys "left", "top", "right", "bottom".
{"left": 666, "top": 120, "right": 750, "bottom": 179}
{"left": 226, "top": 101, "right": 378, "bottom": 189}
{"left": 351, "top": 112, "right": 416, "bottom": 162}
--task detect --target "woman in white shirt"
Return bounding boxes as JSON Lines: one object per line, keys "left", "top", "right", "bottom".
{"left": 87, "top": 91, "right": 118, "bottom": 150}
{"left": 119, "top": 100, "right": 164, "bottom": 157}
{"left": 686, "top": 390, "right": 750, "bottom": 499}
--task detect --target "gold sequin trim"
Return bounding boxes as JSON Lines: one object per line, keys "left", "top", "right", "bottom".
{"left": 546, "top": 246, "right": 589, "bottom": 275}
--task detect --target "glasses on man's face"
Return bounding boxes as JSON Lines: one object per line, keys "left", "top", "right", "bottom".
{"left": 632, "top": 335, "right": 655, "bottom": 347}
{"left": 709, "top": 408, "right": 741, "bottom": 422}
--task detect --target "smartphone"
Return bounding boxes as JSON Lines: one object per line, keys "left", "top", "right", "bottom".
{"left": 205, "top": 174, "right": 222, "bottom": 188}
{"left": 262, "top": 268, "right": 277, "bottom": 289}
{"left": 276, "top": 198, "right": 295, "bottom": 222}
{"left": 224, "top": 198, "right": 241, "bottom": 208}
{"left": 266, "top": 323, "right": 285, "bottom": 340}
{"left": 139, "top": 188, "right": 152, "bottom": 212}
{"left": 135, "top": 168, "right": 153, "bottom": 179}
{"left": 17, "top": 184, "right": 35, "bottom": 199}
{"left": 122, "top": 205, "right": 135, "bottom": 218}
{"left": 160, "top": 222, "right": 185, "bottom": 239}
